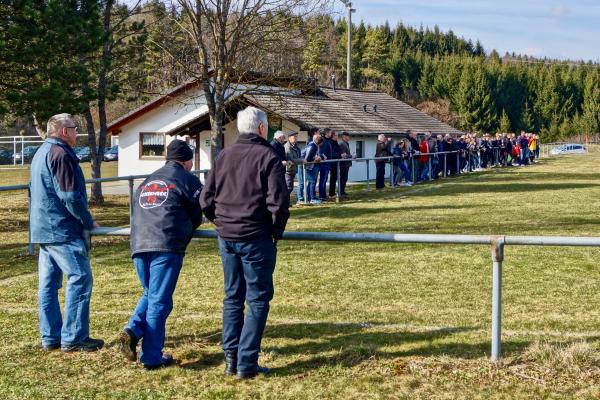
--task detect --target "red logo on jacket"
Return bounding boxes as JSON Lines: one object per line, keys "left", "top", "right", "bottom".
{"left": 139, "top": 180, "right": 171, "bottom": 209}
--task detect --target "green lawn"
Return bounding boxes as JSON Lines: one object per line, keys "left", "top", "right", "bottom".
{"left": 0, "top": 161, "right": 118, "bottom": 186}
{"left": 0, "top": 154, "right": 599, "bottom": 399}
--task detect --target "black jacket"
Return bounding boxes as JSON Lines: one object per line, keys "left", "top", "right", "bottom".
{"left": 270, "top": 139, "right": 286, "bottom": 162}
{"left": 200, "top": 133, "right": 290, "bottom": 241}
{"left": 131, "top": 161, "right": 203, "bottom": 256}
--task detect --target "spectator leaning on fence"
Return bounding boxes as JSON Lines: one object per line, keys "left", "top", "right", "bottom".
{"left": 318, "top": 128, "right": 333, "bottom": 200}
{"left": 118, "top": 139, "right": 203, "bottom": 370}
{"left": 304, "top": 133, "right": 323, "bottom": 204}
{"left": 338, "top": 131, "right": 353, "bottom": 197}
{"left": 269, "top": 131, "right": 287, "bottom": 165}
{"left": 30, "top": 113, "right": 103, "bottom": 353}
{"left": 200, "top": 106, "right": 290, "bottom": 379}
{"left": 375, "top": 134, "right": 390, "bottom": 190}
{"left": 284, "top": 131, "right": 301, "bottom": 198}
{"left": 328, "top": 131, "right": 341, "bottom": 198}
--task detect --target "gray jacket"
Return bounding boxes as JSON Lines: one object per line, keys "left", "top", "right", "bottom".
{"left": 284, "top": 142, "right": 301, "bottom": 174}
{"left": 338, "top": 140, "right": 352, "bottom": 168}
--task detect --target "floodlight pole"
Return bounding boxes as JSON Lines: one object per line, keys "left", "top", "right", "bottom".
{"left": 340, "top": 0, "right": 355, "bottom": 89}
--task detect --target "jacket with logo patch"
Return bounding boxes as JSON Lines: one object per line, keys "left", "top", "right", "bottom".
{"left": 131, "top": 161, "right": 203, "bottom": 256}
{"left": 30, "top": 137, "right": 94, "bottom": 244}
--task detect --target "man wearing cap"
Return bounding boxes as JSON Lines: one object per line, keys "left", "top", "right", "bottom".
{"left": 118, "top": 139, "right": 203, "bottom": 370}
{"left": 284, "top": 131, "right": 301, "bottom": 200}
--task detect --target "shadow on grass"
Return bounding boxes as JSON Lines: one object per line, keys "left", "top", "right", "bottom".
{"left": 262, "top": 322, "right": 531, "bottom": 376}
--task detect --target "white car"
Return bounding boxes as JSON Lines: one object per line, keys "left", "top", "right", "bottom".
{"left": 550, "top": 143, "right": 588, "bottom": 155}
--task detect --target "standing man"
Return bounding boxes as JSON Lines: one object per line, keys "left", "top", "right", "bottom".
{"left": 30, "top": 113, "right": 103, "bottom": 352}
{"left": 118, "top": 139, "right": 202, "bottom": 370}
{"left": 375, "top": 134, "right": 390, "bottom": 190}
{"left": 270, "top": 131, "right": 287, "bottom": 165}
{"left": 200, "top": 106, "right": 290, "bottom": 379}
{"left": 284, "top": 131, "right": 301, "bottom": 200}
{"left": 338, "top": 132, "right": 352, "bottom": 197}
{"left": 328, "top": 131, "right": 341, "bottom": 198}
{"left": 318, "top": 128, "right": 333, "bottom": 200}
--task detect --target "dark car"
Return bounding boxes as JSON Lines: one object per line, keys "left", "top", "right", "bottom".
{"left": 75, "top": 146, "right": 91, "bottom": 162}
{"left": 0, "top": 149, "right": 13, "bottom": 165}
{"left": 12, "top": 145, "right": 40, "bottom": 163}
{"left": 103, "top": 146, "right": 118, "bottom": 162}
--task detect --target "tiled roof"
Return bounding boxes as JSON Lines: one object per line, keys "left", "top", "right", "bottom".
{"left": 244, "top": 87, "right": 462, "bottom": 136}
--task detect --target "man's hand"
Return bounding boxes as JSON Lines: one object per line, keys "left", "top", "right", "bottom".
{"left": 92, "top": 221, "right": 100, "bottom": 229}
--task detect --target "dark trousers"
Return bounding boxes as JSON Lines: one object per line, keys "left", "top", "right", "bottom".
{"left": 328, "top": 163, "right": 338, "bottom": 197}
{"left": 318, "top": 163, "right": 330, "bottom": 199}
{"left": 339, "top": 165, "right": 350, "bottom": 195}
{"left": 218, "top": 235, "right": 276, "bottom": 373}
{"left": 375, "top": 162, "right": 386, "bottom": 189}
{"left": 285, "top": 173, "right": 295, "bottom": 195}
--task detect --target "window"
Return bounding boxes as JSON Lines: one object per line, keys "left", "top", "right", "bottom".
{"left": 355, "top": 140, "right": 364, "bottom": 158}
{"left": 140, "top": 133, "right": 165, "bottom": 158}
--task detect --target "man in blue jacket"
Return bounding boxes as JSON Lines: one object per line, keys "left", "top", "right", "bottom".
{"left": 30, "top": 113, "right": 103, "bottom": 352}
{"left": 118, "top": 139, "right": 203, "bottom": 370}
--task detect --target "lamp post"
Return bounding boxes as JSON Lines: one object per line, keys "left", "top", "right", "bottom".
{"left": 339, "top": 0, "right": 355, "bottom": 89}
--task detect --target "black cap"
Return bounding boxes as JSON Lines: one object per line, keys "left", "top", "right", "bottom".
{"left": 341, "top": 131, "right": 350, "bottom": 137}
{"left": 166, "top": 139, "right": 193, "bottom": 162}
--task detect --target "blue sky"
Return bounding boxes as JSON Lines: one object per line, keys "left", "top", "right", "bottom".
{"left": 332, "top": 0, "right": 600, "bottom": 61}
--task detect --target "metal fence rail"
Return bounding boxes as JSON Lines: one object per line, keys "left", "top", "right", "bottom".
{"left": 92, "top": 226, "right": 600, "bottom": 362}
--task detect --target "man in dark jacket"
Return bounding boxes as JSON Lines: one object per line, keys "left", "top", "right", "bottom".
{"left": 338, "top": 132, "right": 353, "bottom": 196}
{"left": 328, "top": 131, "right": 341, "bottom": 197}
{"left": 200, "top": 106, "right": 289, "bottom": 379}
{"left": 270, "top": 131, "right": 287, "bottom": 164}
{"left": 318, "top": 128, "right": 333, "bottom": 200}
{"left": 118, "top": 139, "right": 202, "bottom": 370}
{"left": 375, "top": 134, "right": 390, "bottom": 189}
{"left": 30, "top": 113, "right": 103, "bottom": 353}
{"left": 284, "top": 131, "right": 301, "bottom": 199}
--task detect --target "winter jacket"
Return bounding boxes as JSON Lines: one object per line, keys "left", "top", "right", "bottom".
{"left": 418, "top": 140, "right": 429, "bottom": 163}
{"left": 131, "top": 161, "right": 203, "bottom": 256}
{"left": 375, "top": 141, "right": 390, "bottom": 165}
{"left": 270, "top": 139, "right": 286, "bottom": 162}
{"left": 200, "top": 133, "right": 290, "bottom": 241}
{"left": 30, "top": 137, "right": 94, "bottom": 244}
{"left": 304, "top": 141, "right": 320, "bottom": 170}
{"left": 338, "top": 140, "right": 352, "bottom": 168}
{"left": 284, "top": 142, "right": 301, "bottom": 174}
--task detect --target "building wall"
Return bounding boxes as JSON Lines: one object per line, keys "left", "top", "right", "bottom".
{"left": 117, "top": 87, "right": 207, "bottom": 177}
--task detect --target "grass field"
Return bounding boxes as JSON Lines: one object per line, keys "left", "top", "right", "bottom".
{"left": 0, "top": 154, "right": 599, "bottom": 399}
{"left": 0, "top": 162, "right": 118, "bottom": 186}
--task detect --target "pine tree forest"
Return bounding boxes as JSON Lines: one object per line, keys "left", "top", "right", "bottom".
{"left": 1, "top": 0, "right": 599, "bottom": 141}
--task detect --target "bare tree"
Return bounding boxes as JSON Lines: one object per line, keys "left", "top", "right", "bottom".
{"left": 172, "top": 0, "right": 332, "bottom": 162}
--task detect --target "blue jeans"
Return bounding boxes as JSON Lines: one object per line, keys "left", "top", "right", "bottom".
{"left": 38, "top": 238, "right": 92, "bottom": 346}
{"left": 127, "top": 252, "right": 184, "bottom": 366}
{"left": 219, "top": 236, "right": 276, "bottom": 374}
{"left": 306, "top": 166, "right": 319, "bottom": 201}
{"left": 318, "top": 163, "right": 330, "bottom": 199}
{"left": 420, "top": 160, "right": 430, "bottom": 181}
{"left": 296, "top": 167, "right": 305, "bottom": 202}
{"left": 519, "top": 149, "right": 527, "bottom": 165}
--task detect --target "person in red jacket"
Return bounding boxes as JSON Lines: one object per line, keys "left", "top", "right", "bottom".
{"left": 419, "top": 135, "right": 430, "bottom": 181}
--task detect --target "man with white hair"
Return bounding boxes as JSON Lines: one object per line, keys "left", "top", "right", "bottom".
{"left": 374, "top": 134, "right": 390, "bottom": 190}
{"left": 269, "top": 130, "right": 287, "bottom": 165}
{"left": 200, "top": 106, "right": 289, "bottom": 379}
{"left": 30, "top": 113, "right": 103, "bottom": 352}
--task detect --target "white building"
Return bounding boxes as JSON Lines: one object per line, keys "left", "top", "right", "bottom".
{"left": 107, "top": 79, "right": 462, "bottom": 181}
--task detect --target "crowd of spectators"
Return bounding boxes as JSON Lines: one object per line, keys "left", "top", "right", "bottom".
{"left": 269, "top": 128, "right": 541, "bottom": 204}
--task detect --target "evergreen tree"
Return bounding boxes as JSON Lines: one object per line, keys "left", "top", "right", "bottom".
{"left": 582, "top": 70, "right": 600, "bottom": 134}
{"left": 499, "top": 109, "right": 511, "bottom": 132}
{"left": 302, "top": 26, "right": 326, "bottom": 77}
{"left": 454, "top": 60, "right": 496, "bottom": 131}
{"left": 362, "top": 27, "right": 389, "bottom": 78}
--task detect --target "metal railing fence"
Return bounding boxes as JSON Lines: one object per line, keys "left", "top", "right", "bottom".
{"left": 91, "top": 226, "right": 600, "bottom": 362}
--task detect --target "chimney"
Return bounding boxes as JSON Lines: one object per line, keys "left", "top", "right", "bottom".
{"left": 331, "top": 74, "right": 336, "bottom": 91}
{"left": 363, "top": 104, "right": 368, "bottom": 112}
{"left": 374, "top": 105, "right": 378, "bottom": 113}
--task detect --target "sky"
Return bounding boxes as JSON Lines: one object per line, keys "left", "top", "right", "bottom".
{"left": 332, "top": 0, "right": 600, "bottom": 62}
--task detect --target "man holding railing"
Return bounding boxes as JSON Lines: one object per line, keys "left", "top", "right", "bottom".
{"left": 30, "top": 113, "right": 103, "bottom": 353}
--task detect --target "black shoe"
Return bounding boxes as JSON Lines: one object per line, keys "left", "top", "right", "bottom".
{"left": 61, "top": 337, "right": 104, "bottom": 352}
{"left": 118, "top": 328, "right": 138, "bottom": 362}
{"left": 144, "top": 354, "right": 174, "bottom": 371}
{"left": 41, "top": 343, "right": 60, "bottom": 351}
{"left": 224, "top": 350, "right": 237, "bottom": 376}
{"left": 236, "top": 365, "right": 270, "bottom": 380}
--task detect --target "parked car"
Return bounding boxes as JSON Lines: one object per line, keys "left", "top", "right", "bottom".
{"left": 0, "top": 149, "right": 13, "bottom": 165}
{"left": 12, "top": 145, "right": 40, "bottom": 163}
{"left": 75, "top": 146, "right": 91, "bottom": 162}
{"left": 103, "top": 146, "right": 118, "bottom": 162}
{"left": 550, "top": 143, "right": 588, "bottom": 155}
